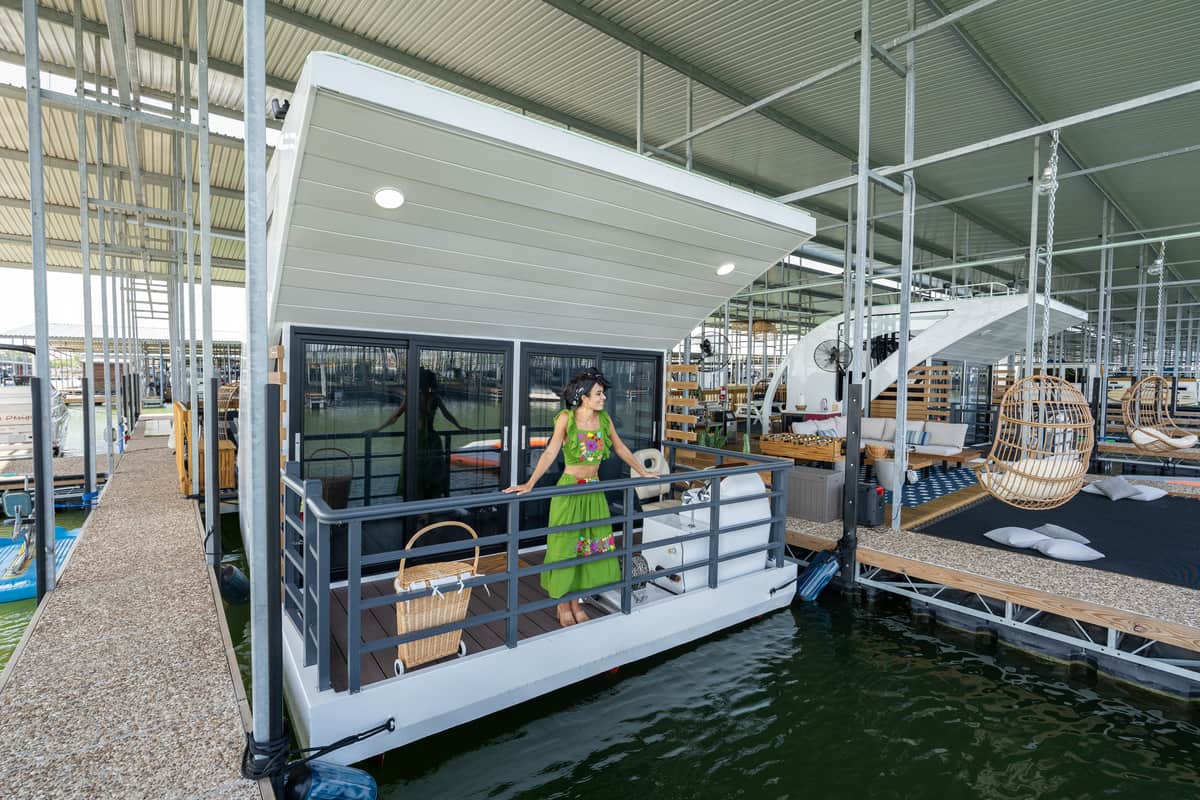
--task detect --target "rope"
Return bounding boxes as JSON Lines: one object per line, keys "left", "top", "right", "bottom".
{"left": 240, "top": 717, "right": 396, "bottom": 780}
{"left": 1039, "top": 129, "right": 1062, "bottom": 372}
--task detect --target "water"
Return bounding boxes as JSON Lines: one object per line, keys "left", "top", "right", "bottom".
{"left": 209, "top": 519, "right": 1200, "bottom": 800}
{"left": 365, "top": 600, "right": 1200, "bottom": 800}
{"left": 0, "top": 509, "right": 88, "bottom": 672}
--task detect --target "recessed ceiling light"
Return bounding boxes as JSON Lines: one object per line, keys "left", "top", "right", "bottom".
{"left": 716, "top": 263, "right": 736, "bottom": 276}
{"left": 373, "top": 187, "right": 405, "bottom": 209}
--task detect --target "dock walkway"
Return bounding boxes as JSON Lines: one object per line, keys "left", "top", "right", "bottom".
{"left": 0, "top": 425, "right": 258, "bottom": 799}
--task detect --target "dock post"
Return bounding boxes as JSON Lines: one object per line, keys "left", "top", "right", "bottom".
{"left": 208, "top": 376, "right": 222, "bottom": 566}
{"left": 74, "top": 0, "right": 96, "bottom": 498}
{"left": 242, "top": 0, "right": 279, "bottom": 786}
{"left": 31, "top": 378, "right": 54, "bottom": 602}
{"left": 24, "top": 0, "right": 57, "bottom": 594}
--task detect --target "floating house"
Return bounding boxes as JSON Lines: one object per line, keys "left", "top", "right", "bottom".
{"left": 265, "top": 53, "right": 815, "bottom": 763}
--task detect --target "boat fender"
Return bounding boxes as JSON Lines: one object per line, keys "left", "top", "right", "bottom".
{"left": 219, "top": 564, "right": 251, "bottom": 605}
{"left": 796, "top": 551, "right": 840, "bottom": 602}
{"left": 284, "top": 761, "right": 378, "bottom": 800}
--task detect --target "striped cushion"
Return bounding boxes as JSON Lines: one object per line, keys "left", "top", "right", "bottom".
{"left": 816, "top": 428, "right": 838, "bottom": 438}
{"left": 905, "top": 429, "right": 927, "bottom": 445}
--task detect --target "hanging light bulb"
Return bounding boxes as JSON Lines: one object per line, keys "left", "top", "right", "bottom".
{"left": 1036, "top": 165, "right": 1058, "bottom": 195}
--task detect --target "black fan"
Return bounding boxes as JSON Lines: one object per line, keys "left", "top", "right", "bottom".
{"left": 813, "top": 339, "right": 852, "bottom": 373}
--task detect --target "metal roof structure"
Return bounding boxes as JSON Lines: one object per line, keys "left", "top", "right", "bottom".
{"left": 1, "top": 0, "right": 1198, "bottom": 332}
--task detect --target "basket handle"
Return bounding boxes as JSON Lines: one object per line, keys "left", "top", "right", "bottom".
{"left": 396, "top": 520, "right": 480, "bottom": 585}
{"left": 307, "top": 446, "right": 353, "bottom": 464}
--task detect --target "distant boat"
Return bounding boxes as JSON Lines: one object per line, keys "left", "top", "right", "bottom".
{"left": 450, "top": 438, "right": 548, "bottom": 470}
{"left": 0, "top": 384, "right": 69, "bottom": 458}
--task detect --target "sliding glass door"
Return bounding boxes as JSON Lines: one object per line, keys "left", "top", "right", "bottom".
{"left": 518, "top": 345, "right": 662, "bottom": 527}
{"left": 291, "top": 329, "right": 512, "bottom": 575}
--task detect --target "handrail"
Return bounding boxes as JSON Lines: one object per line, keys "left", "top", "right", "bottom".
{"left": 280, "top": 442, "right": 792, "bottom": 693}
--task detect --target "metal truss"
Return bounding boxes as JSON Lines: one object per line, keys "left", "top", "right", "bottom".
{"left": 855, "top": 563, "right": 1200, "bottom": 688}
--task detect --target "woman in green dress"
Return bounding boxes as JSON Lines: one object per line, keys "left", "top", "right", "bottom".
{"left": 504, "top": 368, "right": 657, "bottom": 628}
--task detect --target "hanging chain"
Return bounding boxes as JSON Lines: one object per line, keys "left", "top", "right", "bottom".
{"left": 1039, "top": 129, "right": 1062, "bottom": 371}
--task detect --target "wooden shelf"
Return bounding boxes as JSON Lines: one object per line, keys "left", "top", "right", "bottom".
{"left": 664, "top": 429, "right": 697, "bottom": 442}
{"left": 666, "top": 412, "right": 698, "bottom": 424}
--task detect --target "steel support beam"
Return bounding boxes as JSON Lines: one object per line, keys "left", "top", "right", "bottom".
{"left": 24, "top": 0, "right": 57, "bottom": 590}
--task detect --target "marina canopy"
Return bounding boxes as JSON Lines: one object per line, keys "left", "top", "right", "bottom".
{"left": 266, "top": 53, "right": 815, "bottom": 350}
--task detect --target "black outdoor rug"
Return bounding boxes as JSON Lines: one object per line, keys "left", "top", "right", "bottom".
{"left": 919, "top": 491, "right": 1200, "bottom": 590}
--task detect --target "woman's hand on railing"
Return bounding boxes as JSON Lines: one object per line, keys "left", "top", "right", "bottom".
{"left": 503, "top": 482, "right": 534, "bottom": 495}
{"left": 635, "top": 467, "right": 657, "bottom": 480}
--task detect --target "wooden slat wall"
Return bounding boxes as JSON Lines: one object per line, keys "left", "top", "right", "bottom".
{"left": 869, "top": 365, "right": 954, "bottom": 421}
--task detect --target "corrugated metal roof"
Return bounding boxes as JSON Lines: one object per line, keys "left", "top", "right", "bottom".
{"left": 0, "top": 0, "right": 1195, "bottom": 325}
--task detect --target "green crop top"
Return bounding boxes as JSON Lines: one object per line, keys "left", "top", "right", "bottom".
{"left": 556, "top": 409, "right": 613, "bottom": 467}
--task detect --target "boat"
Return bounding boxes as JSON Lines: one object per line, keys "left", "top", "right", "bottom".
{"left": 450, "top": 437, "right": 548, "bottom": 469}
{"left": 0, "top": 384, "right": 69, "bottom": 458}
{"left": 0, "top": 523, "right": 79, "bottom": 603}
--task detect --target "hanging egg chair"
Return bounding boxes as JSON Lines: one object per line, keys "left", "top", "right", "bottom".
{"left": 1121, "top": 375, "right": 1199, "bottom": 453}
{"left": 977, "top": 375, "right": 1094, "bottom": 510}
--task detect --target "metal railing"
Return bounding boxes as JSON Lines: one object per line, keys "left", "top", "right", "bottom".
{"left": 280, "top": 444, "right": 791, "bottom": 693}
{"left": 301, "top": 426, "right": 506, "bottom": 505}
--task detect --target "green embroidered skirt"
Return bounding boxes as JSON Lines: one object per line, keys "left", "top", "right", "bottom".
{"left": 541, "top": 473, "right": 620, "bottom": 599}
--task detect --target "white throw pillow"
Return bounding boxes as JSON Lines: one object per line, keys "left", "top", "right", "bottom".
{"left": 984, "top": 527, "right": 1050, "bottom": 548}
{"left": 1080, "top": 482, "right": 1103, "bottom": 496}
{"left": 1033, "top": 523, "right": 1090, "bottom": 544}
{"left": 924, "top": 421, "right": 968, "bottom": 448}
{"left": 833, "top": 417, "right": 848, "bottom": 437}
{"left": 1092, "top": 475, "right": 1142, "bottom": 501}
{"left": 1133, "top": 484, "right": 1168, "bottom": 501}
{"left": 792, "top": 420, "right": 820, "bottom": 435}
{"left": 881, "top": 417, "right": 897, "bottom": 442}
{"left": 860, "top": 417, "right": 886, "bottom": 440}
{"left": 1033, "top": 538, "right": 1105, "bottom": 561}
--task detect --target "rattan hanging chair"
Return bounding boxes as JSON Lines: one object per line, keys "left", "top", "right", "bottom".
{"left": 1121, "top": 376, "right": 1199, "bottom": 453}
{"left": 977, "top": 375, "right": 1094, "bottom": 510}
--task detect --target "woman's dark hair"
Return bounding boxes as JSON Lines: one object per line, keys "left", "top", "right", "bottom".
{"left": 561, "top": 367, "right": 611, "bottom": 408}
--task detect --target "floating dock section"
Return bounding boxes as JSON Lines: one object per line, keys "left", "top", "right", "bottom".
{"left": 0, "top": 425, "right": 258, "bottom": 798}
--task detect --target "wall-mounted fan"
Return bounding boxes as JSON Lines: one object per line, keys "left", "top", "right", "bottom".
{"left": 813, "top": 339, "right": 852, "bottom": 373}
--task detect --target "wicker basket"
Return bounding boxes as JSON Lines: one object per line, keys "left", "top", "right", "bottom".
{"left": 865, "top": 444, "right": 889, "bottom": 460}
{"left": 393, "top": 521, "right": 480, "bottom": 676}
{"left": 307, "top": 447, "right": 353, "bottom": 509}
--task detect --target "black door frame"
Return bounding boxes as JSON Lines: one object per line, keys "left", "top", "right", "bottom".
{"left": 288, "top": 326, "right": 515, "bottom": 499}
{"left": 516, "top": 342, "right": 664, "bottom": 479}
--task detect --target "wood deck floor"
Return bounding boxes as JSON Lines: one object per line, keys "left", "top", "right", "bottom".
{"left": 328, "top": 550, "right": 611, "bottom": 692}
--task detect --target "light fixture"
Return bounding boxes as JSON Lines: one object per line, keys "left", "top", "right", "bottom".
{"left": 373, "top": 187, "right": 405, "bottom": 209}
{"left": 716, "top": 262, "right": 736, "bottom": 276}
{"left": 1148, "top": 255, "right": 1164, "bottom": 276}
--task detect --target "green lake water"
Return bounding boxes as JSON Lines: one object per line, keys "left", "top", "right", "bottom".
{"left": 211, "top": 518, "right": 1200, "bottom": 800}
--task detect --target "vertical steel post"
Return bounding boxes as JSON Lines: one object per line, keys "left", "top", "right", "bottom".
{"left": 1134, "top": 250, "right": 1146, "bottom": 380}
{"left": 1093, "top": 200, "right": 1108, "bottom": 398}
{"left": 183, "top": 0, "right": 200, "bottom": 494}
{"left": 891, "top": 0, "right": 916, "bottom": 532}
{"left": 74, "top": 0, "right": 96, "bottom": 496}
{"left": 243, "top": 0, "right": 274, "bottom": 771}
{"left": 1023, "top": 138, "right": 1041, "bottom": 377}
{"left": 94, "top": 40, "right": 114, "bottom": 478}
{"left": 1173, "top": 297, "right": 1183, "bottom": 379}
{"left": 24, "top": 0, "right": 57, "bottom": 589}
{"left": 839, "top": 0, "right": 872, "bottom": 583}
{"left": 198, "top": 0, "right": 219, "bottom": 559}
{"left": 32, "top": 378, "right": 50, "bottom": 601}
{"left": 746, "top": 297, "right": 753, "bottom": 440}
